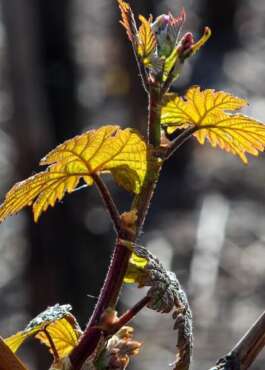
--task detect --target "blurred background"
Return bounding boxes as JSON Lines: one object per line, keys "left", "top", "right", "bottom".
{"left": 0, "top": 0, "right": 265, "bottom": 369}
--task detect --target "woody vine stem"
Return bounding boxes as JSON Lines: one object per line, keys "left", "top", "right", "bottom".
{"left": 69, "top": 64, "right": 166, "bottom": 370}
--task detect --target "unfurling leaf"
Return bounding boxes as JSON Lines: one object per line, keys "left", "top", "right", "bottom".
{"left": 161, "top": 86, "right": 265, "bottom": 163}
{"left": 190, "top": 27, "right": 211, "bottom": 56}
{"left": 96, "top": 326, "right": 142, "bottom": 370}
{"left": 124, "top": 245, "right": 193, "bottom": 370}
{"left": 151, "top": 10, "right": 186, "bottom": 59}
{"left": 162, "top": 27, "right": 211, "bottom": 83}
{"left": 0, "top": 336, "right": 28, "bottom": 370}
{"left": 137, "top": 15, "right": 156, "bottom": 65}
{"left": 125, "top": 245, "right": 187, "bottom": 314}
{"left": 5, "top": 304, "right": 81, "bottom": 360}
{"left": 117, "top": 0, "right": 137, "bottom": 43}
{"left": 0, "top": 125, "right": 155, "bottom": 222}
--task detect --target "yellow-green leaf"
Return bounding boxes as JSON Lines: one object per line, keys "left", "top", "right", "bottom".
{"left": 124, "top": 250, "right": 148, "bottom": 284}
{"left": 137, "top": 15, "right": 156, "bottom": 65}
{"left": 0, "top": 336, "right": 28, "bottom": 370}
{"left": 0, "top": 125, "right": 154, "bottom": 222}
{"left": 5, "top": 304, "right": 81, "bottom": 360}
{"left": 35, "top": 317, "right": 80, "bottom": 358}
{"left": 162, "top": 47, "right": 179, "bottom": 82}
{"left": 161, "top": 86, "right": 265, "bottom": 163}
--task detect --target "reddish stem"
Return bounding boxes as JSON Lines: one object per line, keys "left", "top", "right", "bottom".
{"left": 88, "top": 240, "right": 132, "bottom": 327}
{"left": 70, "top": 56, "right": 162, "bottom": 370}
{"left": 70, "top": 239, "right": 132, "bottom": 369}
{"left": 43, "top": 326, "right": 59, "bottom": 363}
{"left": 69, "top": 327, "right": 102, "bottom": 370}
{"left": 148, "top": 84, "right": 161, "bottom": 147}
{"left": 110, "top": 295, "right": 150, "bottom": 335}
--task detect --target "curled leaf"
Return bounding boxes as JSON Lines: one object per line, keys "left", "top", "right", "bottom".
{"left": 125, "top": 245, "right": 193, "bottom": 370}
{"left": 0, "top": 125, "right": 155, "bottom": 222}
{"left": 161, "top": 86, "right": 265, "bottom": 163}
{"left": 125, "top": 245, "right": 187, "bottom": 314}
{"left": 190, "top": 27, "right": 211, "bottom": 56}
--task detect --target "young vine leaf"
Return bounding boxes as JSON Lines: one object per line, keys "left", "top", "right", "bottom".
{"left": 0, "top": 125, "right": 155, "bottom": 222}
{"left": 5, "top": 304, "right": 81, "bottom": 360}
{"left": 137, "top": 15, "right": 157, "bottom": 66}
{"left": 35, "top": 318, "right": 80, "bottom": 359}
{"left": 161, "top": 86, "right": 265, "bottom": 163}
{"left": 117, "top": 0, "right": 137, "bottom": 43}
{"left": 118, "top": 0, "right": 210, "bottom": 86}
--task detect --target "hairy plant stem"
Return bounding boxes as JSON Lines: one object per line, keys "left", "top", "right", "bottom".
{"left": 70, "top": 86, "right": 163, "bottom": 370}
{"left": 148, "top": 83, "right": 161, "bottom": 147}
{"left": 109, "top": 295, "right": 151, "bottom": 335}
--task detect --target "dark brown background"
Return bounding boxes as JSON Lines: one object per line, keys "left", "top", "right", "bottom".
{"left": 0, "top": 0, "right": 265, "bottom": 369}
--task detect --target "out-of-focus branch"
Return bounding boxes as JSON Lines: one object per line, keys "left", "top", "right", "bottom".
{"left": 0, "top": 337, "right": 28, "bottom": 370}
{"left": 210, "top": 309, "right": 265, "bottom": 370}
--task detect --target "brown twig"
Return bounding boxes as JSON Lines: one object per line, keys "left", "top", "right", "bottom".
{"left": 211, "top": 309, "right": 265, "bottom": 370}
{"left": 92, "top": 173, "right": 121, "bottom": 235}
{"left": 0, "top": 336, "right": 28, "bottom": 370}
{"left": 232, "top": 309, "right": 265, "bottom": 369}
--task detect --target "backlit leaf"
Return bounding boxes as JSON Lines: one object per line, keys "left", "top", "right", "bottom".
{"left": 161, "top": 86, "right": 265, "bottom": 163}
{"left": 124, "top": 250, "right": 148, "bottom": 284}
{"left": 137, "top": 15, "right": 156, "bottom": 65}
{"left": 5, "top": 304, "right": 81, "bottom": 360}
{"left": 117, "top": 0, "right": 137, "bottom": 43}
{"left": 162, "top": 47, "right": 179, "bottom": 82}
{"left": 0, "top": 125, "right": 154, "bottom": 222}
{"left": 35, "top": 317, "right": 81, "bottom": 358}
{"left": 162, "top": 27, "right": 211, "bottom": 83}
{"left": 0, "top": 336, "right": 28, "bottom": 370}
